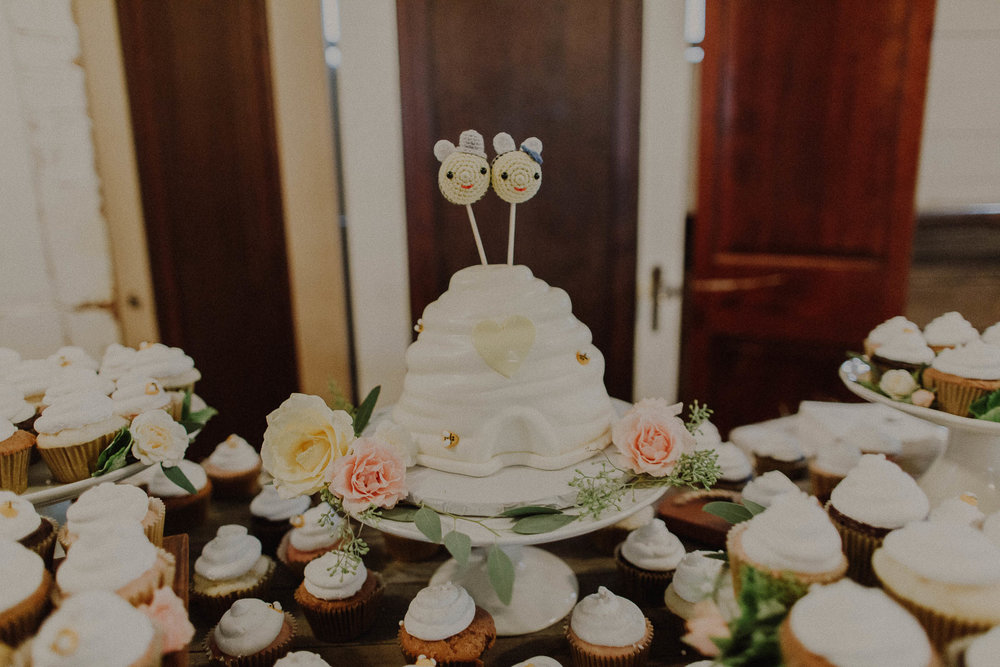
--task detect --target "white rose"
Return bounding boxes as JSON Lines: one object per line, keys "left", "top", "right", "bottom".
{"left": 261, "top": 393, "right": 355, "bottom": 498}
{"left": 879, "top": 369, "right": 918, "bottom": 400}
{"left": 130, "top": 409, "right": 188, "bottom": 465}
{"left": 372, "top": 419, "right": 418, "bottom": 467}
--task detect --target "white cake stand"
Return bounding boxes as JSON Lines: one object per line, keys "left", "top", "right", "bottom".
{"left": 840, "top": 358, "right": 1000, "bottom": 513}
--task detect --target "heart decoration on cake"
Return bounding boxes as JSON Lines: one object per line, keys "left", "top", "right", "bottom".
{"left": 473, "top": 315, "right": 536, "bottom": 378}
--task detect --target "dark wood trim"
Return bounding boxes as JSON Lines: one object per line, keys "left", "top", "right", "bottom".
{"left": 913, "top": 211, "right": 1000, "bottom": 264}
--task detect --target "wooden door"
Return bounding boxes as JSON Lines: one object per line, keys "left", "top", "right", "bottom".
{"left": 396, "top": 0, "right": 642, "bottom": 401}
{"left": 682, "top": 0, "right": 936, "bottom": 434}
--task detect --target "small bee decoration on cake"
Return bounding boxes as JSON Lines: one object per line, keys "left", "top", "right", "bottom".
{"left": 435, "top": 130, "right": 491, "bottom": 264}
{"left": 492, "top": 133, "right": 543, "bottom": 264}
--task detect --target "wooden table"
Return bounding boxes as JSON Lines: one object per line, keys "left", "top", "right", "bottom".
{"left": 183, "top": 496, "right": 709, "bottom": 666}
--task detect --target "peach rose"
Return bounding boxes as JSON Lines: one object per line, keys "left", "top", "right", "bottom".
{"left": 327, "top": 436, "right": 407, "bottom": 514}
{"left": 612, "top": 398, "right": 695, "bottom": 477}
{"left": 681, "top": 599, "right": 730, "bottom": 657}
{"left": 911, "top": 388, "right": 935, "bottom": 408}
{"left": 137, "top": 587, "right": 195, "bottom": 653}
{"left": 262, "top": 393, "right": 355, "bottom": 498}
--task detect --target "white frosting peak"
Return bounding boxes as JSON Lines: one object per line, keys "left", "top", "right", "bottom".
{"left": 750, "top": 433, "right": 803, "bottom": 461}
{"left": 66, "top": 482, "right": 150, "bottom": 535}
{"left": 303, "top": 552, "right": 367, "bottom": 600}
{"left": 214, "top": 598, "right": 285, "bottom": 657}
{"left": 206, "top": 434, "right": 260, "bottom": 472}
{"left": 56, "top": 521, "right": 157, "bottom": 595}
{"left": 874, "top": 331, "right": 934, "bottom": 365}
{"left": 923, "top": 311, "right": 978, "bottom": 347}
{"left": 511, "top": 658, "right": 562, "bottom": 667}
{"left": 274, "top": 652, "right": 333, "bottom": 667}
{"left": 403, "top": 582, "right": 476, "bottom": 641}
{"left": 620, "top": 518, "right": 685, "bottom": 571}
{"left": 880, "top": 521, "right": 1000, "bottom": 585}
{"left": 739, "top": 470, "right": 798, "bottom": 508}
{"left": 669, "top": 550, "right": 725, "bottom": 603}
{"left": 569, "top": 586, "right": 646, "bottom": 647}
{"left": 5, "top": 358, "right": 61, "bottom": 397}
{"left": 99, "top": 343, "right": 137, "bottom": 381}
{"left": 250, "top": 485, "right": 311, "bottom": 521}
{"left": 867, "top": 316, "right": 920, "bottom": 346}
{"left": 34, "top": 391, "right": 115, "bottom": 434}
{"left": 829, "top": 454, "right": 929, "bottom": 528}
{"left": 130, "top": 343, "right": 195, "bottom": 380}
{"left": 812, "top": 440, "right": 862, "bottom": 476}
{"left": 0, "top": 382, "right": 33, "bottom": 423}
{"left": 0, "top": 490, "right": 42, "bottom": 541}
{"left": 48, "top": 347, "right": 99, "bottom": 371}
{"left": 930, "top": 339, "right": 1000, "bottom": 380}
{"left": 289, "top": 502, "right": 341, "bottom": 551}
{"left": 0, "top": 540, "right": 45, "bottom": 612}
{"left": 740, "top": 491, "right": 844, "bottom": 574}
{"left": 196, "top": 524, "right": 263, "bottom": 580}
{"left": 42, "top": 367, "right": 114, "bottom": 405}
{"left": 111, "top": 374, "right": 170, "bottom": 417}
{"left": 701, "top": 442, "right": 752, "bottom": 482}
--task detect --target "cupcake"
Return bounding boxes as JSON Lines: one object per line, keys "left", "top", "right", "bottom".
{"left": 98, "top": 343, "right": 138, "bottom": 382}
{"left": 59, "top": 481, "right": 166, "bottom": 549}
{"left": 294, "top": 552, "right": 384, "bottom": 641}
{"left": 726, "top": 491, "right": 847, "bottom": 599}
{"left": 111, "top": 373, "right": 174, "bottom": 421}
{"left": 779, "top": 579, "right": 937, "bottom": 666}
{"left": 591, "top": 505, "right": 654, "bottom": 555}
{"left": 922, "top": 311, "right": 979, "bottom": 354}
{"left": 0, "top": 491, "right": 58, "bottom": 568}
{"left": 144, "top": 459, "right": 212, "bottom": 534}
{"left": 663, "top": 550, "right": 727, "bottom": 620}
{"left": 869, "top": 331, "right": 935, "bottom": 379}
{"left": 0, "top": 419, "right": 34, "bottom": 494}
{"left": 512, "top": 658, "right": 562, "bottom": 667}
{"left": 205, "top": 598, "right": 295, "bottom": 667}
{"left": 54, "top": 521, "right": 176, "bottom": 607}
{"left": 27, "top": 590, "right": 162, "bottom": 666}
{"left": 864, "top": 315, "right": 921, "bottom": 358}
{"left": 131, "top": 342, "right": 202, "bottom": 394}
{"left": 39, "top": 367, "right": 114, "bottom": 410}
{"left": 34, "top": 391, "right": 129, "bottom": 483}
{"left": 807, "top": 440, "right": 861, "bottom": 504}
{"left": 275, "top": 652, "right": 333, "bottom": 666}
{"left": 249, "top": 484, "right": 311, "bottom": 554}
{"left": 0, "top": 382, "right": 35, "bottom": 431}
{"left": 614, "top": 518, "right": 685, "bottom": 605}
{"left": 950, "top": 625, "right": 1000, "bottom": 667}
{"left": 398, "top": 582, "right": 496, "bottom": 667}
{"left": 697, "top": 441, "right": 753, "bottom": 491}
{"left": 202, "top": 434, "right": 263, "bottom": 498}
{"left": 982, "top": 322, "right": 1000, "bottom": 346}
{"left": 922, "top": 340, "right": 1000, "bottom": 417}
{"left": 4, "top": 358, "right": 61, "bottom": 408}
{"left": 565, "top": 586, "right": 653, "bottom": 667}
{"left": 739, "top": 470, "right": 799, "bottom": 509}
{"left": 748, "top": 433, "right": 806, "bottom": 479}
{"left": 277, "top": 502, "right": 343, "bottom": 576}
{"left": 0, "top": 540, "right": 51, "bottom": 646}
{"left": 47, "top": 346, "right": 99, "bottom": 371}
{"left": 191, "top": 525, "right": 276, "bottom": 620}
{"left": 928, "top": 493, "right": 984, "bottom": 529}
{"left": 872, "top": 521, "right": 1000, "bottom": 650}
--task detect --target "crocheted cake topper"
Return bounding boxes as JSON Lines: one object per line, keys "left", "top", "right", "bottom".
{"left": 435, "top": 130, "right": 491, "bottom": 264}
{"left": 492, "top": 133, "right": 543, "bottom": 264}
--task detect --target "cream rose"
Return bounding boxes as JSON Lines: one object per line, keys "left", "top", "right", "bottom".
{"left": 262, "top": 393, "right": 355, "bottom": 498}
{"left": 130, "top": 409, "right": 188, "bottom": 465}
{"left": 879, "top": 369, "right": 919, "bottom": 400}
{"left": 612, "top": 399, "right": 695, "bottom": 477}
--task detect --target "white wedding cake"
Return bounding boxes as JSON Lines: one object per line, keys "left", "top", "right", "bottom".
{"left": 392, "top": 264, "right": 616, "bottom": 476}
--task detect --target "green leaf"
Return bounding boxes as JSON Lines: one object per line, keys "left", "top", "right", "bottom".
{"left": 379, "top": 505, "right": 421, "bottom": 522}
{"left": 742, "top": 499, "right": 766, "bottom": 516}
{"left": 511, "top": 512, "right": 577, "bottom": 534}
{"left": 498, "top": 505, "right": 562, "bottom": 518}
{"left": 971, "top": 389, "right": 1000, "bottom": 421}
{"left": 703, "top": 501, "right": 754, "bottom": 524}
{"left": 161, "top": 463, "right": 197, "bottom": 494}
{"left": 92, "top": 427, "right": 134, "bottom": 477}
{"left": 352, "top": 385, "right": 381, "bottom": 437}
{"left": 181, "top": 405, "right": 218, "bottom": 434}
{"left": 487, "top": 545, "right": 515, "bottom": 605}
{"left": 413, "top": 506, "right": 442, "bottom": 543}
{"left": 180, "top": 390, "right": 193, "bottom": 418}
{"left": 443, "top": 530, "right": 471, "bottom": 566}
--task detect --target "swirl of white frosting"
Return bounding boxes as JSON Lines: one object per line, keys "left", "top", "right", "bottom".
{"left": 741, "top": 491, "right": 844, "bottom": 574}
{"left": 0, "top": 490, "right": 42, "bottom": 540}
{"left": 788, "top": 579, "right": 931, "bottom": 666}
{"left": 56, "top": 521, "right": 157, "bottom": 594}
{"left": 829, "top": 454, "right": 929, "bottom": 528}
{"left": 621, "top": 519, "right": 685, "bottom": 571}
{"left": 929, "top": 494, "right": 985, "bottom": 528}
{"left": 748, "top": 433, "right": 803, "bottom": 462}
{"left": 983, "top": 511, "right": 1000, "bottom": 550}
{"left": 6, "top": 358, "right": 62, "bottom": 397}
{"left": 303, "top": 552, "right": 367, "bottom": 600}
{"left": 196, "top": 524, "right": 263, "bottom": 580}
{"left": 670, "top": 550, "right": 725, "bottom": 603}
{"left": 99, "top": 343, "right": 137, "bottom": 381}
{"left": 703, "top": 442, "right": 752, "bottom": 482}
{"left": 66, "top": 482, "right": 151, "bottom": 535}
{"left": 146, "top": 459, "right": 208, "bottom": 497}
{"left": 812, "top": 440, "right": 861, "bottom": 475}
{"left": 402, "top": 582, "right": 476, "bottom": 641}
{"left": 930, "top": 340, "right": 1000, "bottom": 380}
{"left": 214, "top": 598, "right": 285, "bottom": 657}
{"left": 923, "top": 311, "right": 979, "bottom": 347}
{"left": 867, "top": 316, "right": 920, "bottom": 347}
{"left": 250, "top": 485, "right": 311, "bottom": 521}
{"left": 48, "top": 346, "right": 99, "bottom": 371}
{"left": 512, "top": 659, "right": 561, "bottom": 667}
{"left": 874, "top": 331, "right": 935, "bottom": 364}
{"left": 880, "top": 520, "right": 1000, "bottom": 585}
{"left": 692, "top": 420, "right": 722, "bottom": 448}
{"left": 740, "top": 471, "right": 798, "bottom": 508}
{"left": 111, "top": 373, "right": 170, "bottom": 417}
{"left": 31, "top": 590, "right": 155, "bottom": 667}
{"left": 612, "top": 505, "right": 655, "bottom": 532}
{"left": 206, "top": 434, "right": 261, "bottom": 472}
{"left": 34, "top": 391, "right": 115, "bottom": 434}
{"left": 131, "top": 343, "right": 195, "bottom": 379}
{"left": 569, "top": 586, "right": 646, "bottom": 647}
{"left": 0, "top": 418, "right": 13, "bottom": 441}
{"left": 0, "top": 382, "right": 34, "bottom": 423}
{"left": 42, "top": 367, "right": 114, "bottom": 405}
{"left": 966, "top": 626, "right": 1000, "bottom": 667}
{"left": 0, "top": 540, "right": 44, "bottom": 612}
{"left": 844, "top": 423, "right": 902, "bottom": 456}
{"left": 983, "top": 322, "right": 1000, "bottom": 346}
{"left": 274, "top": 652, "right": 333, "bottom": 667}
{"left": 289, "top": 503, "right": 341, "bottom": 551}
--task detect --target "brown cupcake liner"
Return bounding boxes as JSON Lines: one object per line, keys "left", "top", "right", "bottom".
{"left": 808, "top": 466, "right": 844, "bottom": 505}
{"left": 190, "top": 556, "right": 276, "bottom": 623}
{"left": 0, "top": 442, "right": 32, "bottom": 494}
{"left": 613, "top": 544, "right": 674, "bottom": 606}
{"left": 825, "top": 503, "right": 891, "bottom": 587}
{"left": 879, "top": 584, "right": 993, "bottom": 653}
{"left": 205, "top": 464, "right": 262, "bottom": 499}
{"left": 565, "top": 617, "right": 654, "bottom": 667}
{"left": 20, "top": 516, "right": 58, "bottom": 571}
{"left": 204, "top": 612, "right": 295, "bottom": 667}
{"left": 399, "top": 606, "right": 496, "bottom": 667}
{"left": 295, "top": 572, "right": 384, "bottom": 642}
{"left": 37, "top": 429, "right": 117, "bottom": 483}
{"left": 0, "top": 568, "right": 51, "bottom": 646}
{"left": 869, "top": 355, "right": 926, "bottom": 382}
{"left": 382, "top": 532, "right": 442, "bottom": 562}
{"left": 754, "top": 455, "right": 807, "bottom": 480}
{"left": 158, "top": 479, "right": 212, "bottom": 535}
{"left": 922, "top": 368, "right": 1000, "bottom": 417}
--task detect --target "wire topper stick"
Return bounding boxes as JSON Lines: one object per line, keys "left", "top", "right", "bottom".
{"left": 434, "top": 130, "right": 492, "bottom": 265}
{"left": 492, "top": 133, "right": 543, "bottom": 265}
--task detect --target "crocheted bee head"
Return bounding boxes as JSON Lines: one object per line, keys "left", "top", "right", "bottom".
{"left": 434, "top": 130, "right": 491, "bottom": 205}
{"left": 491, "top": 133, "right": 542, "bottom": 204}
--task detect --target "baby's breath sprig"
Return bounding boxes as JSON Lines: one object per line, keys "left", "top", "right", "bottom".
{"left": 686, "top": 400, "right": 714, "bottom": 436}
{"left": 319, "top": 489, "right": 383, "bottom": 576}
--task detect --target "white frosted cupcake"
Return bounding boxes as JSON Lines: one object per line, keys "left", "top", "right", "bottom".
{"left": 807, "top": 440, "right": 861, "bottom": 503}
{"left": 99, "top": 343, "right": 138, "bottom": 382}
{"left": 131, "top": 342, "right": 201, "bottom": 393}
{"left": 398, "top": 583, "right": 496, "bottom": 666}
{"left": 34, "top": 392, "right": 129, "bottom": 483}
{"left": 250, "top": 484, "right": 312, "bottom": 554}
{"left": 0, "top": 540, "right": 51, "bottom": 647}
{"left": 512, "top": 658, "right": 562, "bottom": 667}
{"left": 565, "top": 587, "right": 653, "bottom": 667}
{"left": 922, "top": 340, "right": 1000, "bottom": 417}
{"left": 277, "top": 502, "right": 343, "bottom": 575}
{"left": 982, "top": 322, "right": 1000, "bottom": 346}
{"left": 727, "top": 491, "right": 846, "bottom": 598}
{"left": 865, "top": 316, "right": 921, "bottom": 358}
{"left": 696, "top": 441, "right": 753, "bottom": 491}
{"left": 0, "top": 382, "right": 34, "bottom": 430}
{"left": 144, "top": 458, "right": 212, "bottom": 534}
{"left": 275, "top": 652, "right": 333, "bottom": 666}
{"left": 0, "top": 490, "right": 58, "bottom": 568}
{"left": 779, "top": 579, "right": 937, "bottom": 666}
{"left": 205, "top": 598, "right": 296, "bottom": 666}
{"left": 202, "top": 433, "right": 263, "bottom": 498}
{"left": 870, "top": 331, "right": 936, "bottom": 378}
{"left": 749, "top": 433, "right": 806, "bottom": 479}
{"left": 825, "top": 454, "right": 928, "bottom": 585}
{"left": 923, "top": 312, "right": 979, "bottom": 353}
{"left": 663, "top": 550, "right": 728, "bottom": 620}
{"left": 294, "top": 552, "right": 384, "bottom": 641}
{"left": 928, "top": 493, "right": 985, "bottom": 529}
{"left": 191, "top": 524, "right": 276, "bottom": 620}
{"left": 111, "top": 373, "right": 173, "bottom": 421}
{"left": 60, "top": 481, "right": 166, "bottom": 549}
{"left": 5, "top": 358, "right": 62, "bottom": 407}
{"left": 614, "top": 518, "right": 685, "bottom": 604}
{"left": 47, "top": 346, "right": 99, "bottom": 371}
{"left": 739, "top": 470, "right": 799, "bottom": 509}
{"left": 591, "top": 504, "right": 654, "bottom": 555}
{"left": 40, "top": 367, "right": 114, "bottom": 409}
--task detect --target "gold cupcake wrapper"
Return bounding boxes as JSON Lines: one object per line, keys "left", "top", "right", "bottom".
{"left": 0, "top": 568, "right": 51, "bottom": 646}
{"left": 203, "top": 613, "right": 295, "bottom": 667}
{"left": 190, "top": 557, "right": 276, "bottom": 623}
{"left": 37, "top": 430, "right": 117, "bottom": 483}
{"left": 25, "top": 517, "right": 58, "bottom": 571}
{"left": 828, "top": 515, "right": 884, "bottom": 587}
{"left": 295, "top": 574, "right": 384, "bottom": 642}
{"left": 565, "top": 618, "right": 654, "bottom": 667}
{"left": 880, "top": 584, "right": 993, "bottom": 653}
{"left": 0, "top": 445, "right": 32, "bottom": 494}
{"left": 613, "top": 544, "right": 674, "bottom": 606}
{"left": 808, "top": 467, "right": 844, "bottom": 505}
{"left": 52, "top": 548, "right": 175, "bottom": 608}
{"left": 922, "top": 371, "right": 994, "bottom": 417}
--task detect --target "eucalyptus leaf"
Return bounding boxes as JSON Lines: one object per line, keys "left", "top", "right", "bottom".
{"left": 352, "top": 385, "right": 381, "bottom": 437}
{"left": 380, "top": 505, "right": 421, "bottom": 522}
{"left": 742, "top": 499, "right": 766, "bottom": 516}
{"left": 511, "top": 512, "right": 577, "bottom": 535}
{"left": 92, "top": 427, "right": 133, "bottom": 477}
{"left": 487, "top": 545, "right": 514, "bottom": 605}
{"left": 414, "top": 506, "right": 442, "bottom": 543}
{"left": 498, "top": 505, "right": 562, "bottom": 518}
{"left": 91, "top": 446, "right": 131, "bottom": 477}
{"left": 161, "top": 463, "right": 197, "bottom": 494}
{"left": 443, "top": 530, "right": 472, "bottom": 566}
{"left": 182, "top": 405, "right": 218, "bottom": 434}
{"left": 703, "top": 501, "right": 754, "bottom": 524}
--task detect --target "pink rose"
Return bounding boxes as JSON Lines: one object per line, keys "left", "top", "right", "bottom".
{"left": 911, "top": 388, "right": 935, "bottom": 408}
{"left": 612, "top": 398, "right": 695, "bottom": 477}
{"left": 327, "top": 437, "right": 407, "bottom": 513}
{"left": 681, "top": 600, "right": 730, "bottom": 657}
{"left": 137, "top": 587, "right": 195, "bottom": 653}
